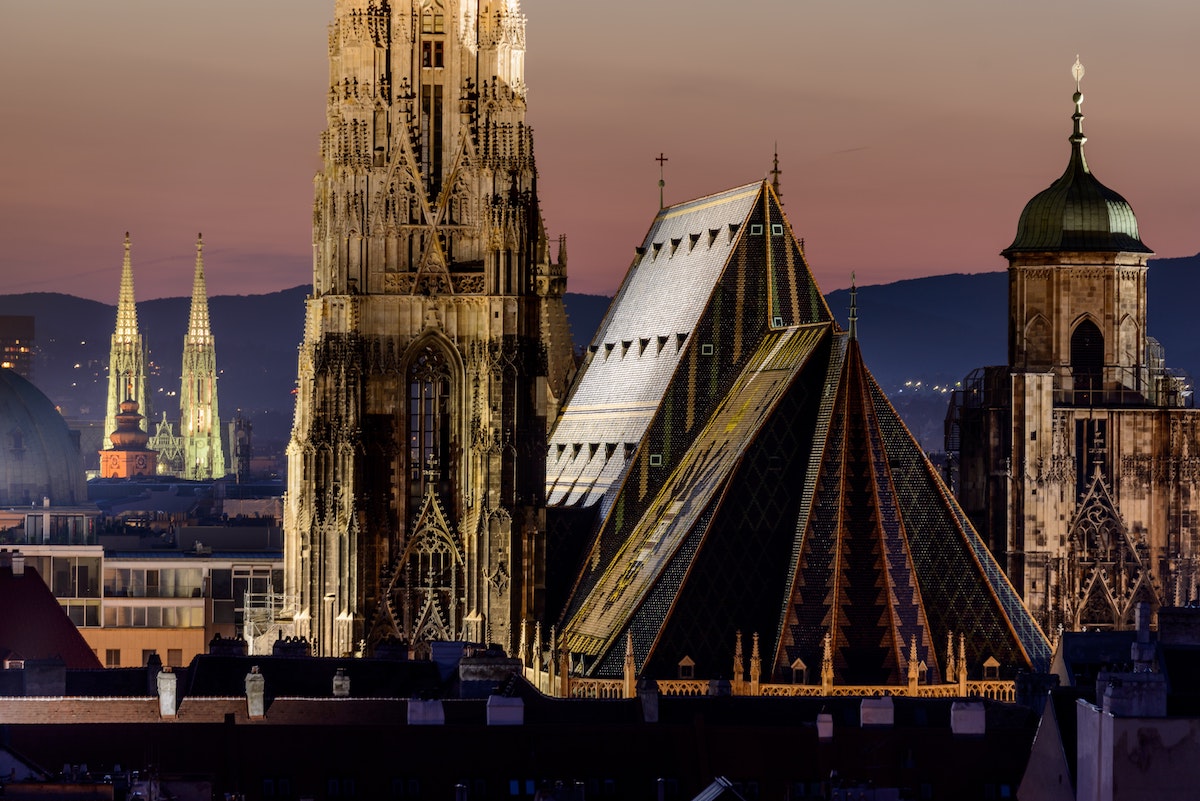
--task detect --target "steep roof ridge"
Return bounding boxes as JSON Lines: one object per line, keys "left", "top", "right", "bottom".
{"left": 558, "top": 325, "right": 829, "bottom": 661}
{"left": 855, "top": 339, "right": 941, "bottom": 684}
{"left": 862, "top": 360, "right": 1051, "bottom": 672}
{"left": 546, "top": 183, "right": 762, "bottom": 513}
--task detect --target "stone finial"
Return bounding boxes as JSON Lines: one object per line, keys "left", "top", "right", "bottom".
{"left": 945, "top": 631, "right": 956, "bottom": 683}
{"left": 907, "top": 635, "right": 919, "bottom": 691}
{"left": 623, "top": 632, "right": 636, "bottom": 699}
{"left": 958, "top": 634, "right": 968, "bottom": 695}
{"left": 821, "top": 631, "right": 834, "bottom": 693}
{"left": 749, "top": 632, "right": 762, "bottom": 696}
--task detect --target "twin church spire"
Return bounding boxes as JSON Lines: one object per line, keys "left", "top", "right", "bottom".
{"left": 101, "top": 234, "right": 224, "bottom": 480}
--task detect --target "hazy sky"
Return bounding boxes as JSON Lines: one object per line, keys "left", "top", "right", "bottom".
{"left": 3, "top": 1, "right": 1198, "bottom": 302}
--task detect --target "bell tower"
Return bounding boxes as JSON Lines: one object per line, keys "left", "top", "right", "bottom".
{"left": 285, "top": 0, "right": 574, "bottom": 656}
{"left": 951, "top": 59, "right": 1199, "bottom": 632}
{"left": 1004, "top": 58, "right": 1153, "bottom": 401}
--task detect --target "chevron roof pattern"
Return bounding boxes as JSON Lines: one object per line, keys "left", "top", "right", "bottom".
{"left": 548, "top": 183, "right": 1050, "bottom": 684}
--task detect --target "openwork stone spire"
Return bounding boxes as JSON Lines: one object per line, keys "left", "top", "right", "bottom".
{"left": 179, "top": 234, "right": 224, "bottom": 480}
{"left": 186, "top": 236, "right": 214, "bottom": 348}
{"left": 285, "top": 0, "right": 574, "bottom": 657}
{"left": 104, "top": 233, "right": 150, "bottom": 446}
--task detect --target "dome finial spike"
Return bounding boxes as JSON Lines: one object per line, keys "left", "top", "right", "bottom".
{"left": 1070, "top": 56, "right": 1087, "bottom": 149}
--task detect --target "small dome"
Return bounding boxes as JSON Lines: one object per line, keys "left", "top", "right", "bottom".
{"left": 0, "top": 368, "right": 87, "bottom": 506}
{"left": 109, "top": 398, "right": 150, "bottom": 451}
{"left": 1003, "top": 90, "right": 1151, "bottom": 257}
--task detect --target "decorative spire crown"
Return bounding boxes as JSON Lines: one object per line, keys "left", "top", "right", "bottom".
{"left": 1069, "top": 56, "right": 1087, "bottom": 160}
{"left": 186, "top": 234, "right": 213, "bottom": 346}
{"left": 115, "top": 233, "right": 140, "bottom": 344}
{"left": 1002, "top": 56, "right": 1151, "bottom": 256}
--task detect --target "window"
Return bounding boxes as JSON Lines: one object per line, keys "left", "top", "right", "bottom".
{"left": 105, "top": 649, "right": 121, "bottom": 668}
{"left": 421, "top": 7, "right": 444, "bottom": 34}
{"left": 1070, "top": 319, "right": 1104, "bottom": 404}
{"left": 408, "top": 345, "right": 452, "bottom": 507}
{"left": 420, "top": 85, "right": 444, "bottom": 193}
{"left": 142, "top": 649, "right": 157, "bottom": 666}
{"left": 167, "top": 649, "right": 183, "bottom": 667}
{"left": 421, "top": 41, "right": 444, "bottom": 68}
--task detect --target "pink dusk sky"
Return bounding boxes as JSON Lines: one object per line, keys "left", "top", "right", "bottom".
{"left": 2, "top": 1, "right": 1198, "bottom": 303}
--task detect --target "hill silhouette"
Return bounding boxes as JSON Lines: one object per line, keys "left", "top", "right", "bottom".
{"left": 4, "top": 253, "right": 1198, "bottom": 454}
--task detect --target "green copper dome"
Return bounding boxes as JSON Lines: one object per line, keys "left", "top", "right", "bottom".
{"left": 1003, "top": 85, "right": 1151, "bottom": 257}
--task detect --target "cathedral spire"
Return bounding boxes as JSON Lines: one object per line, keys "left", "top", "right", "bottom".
{"left": 115, "top": 233, "right": 139, "bottom": 344}
{"left": 179, "top": 233, "right": 224, "bottom": 480}
{"left": 104, "top": 233, "right": 150, "bottom": 446}
{"left": 186, "top": 235, "right": 213, "bottom": 347}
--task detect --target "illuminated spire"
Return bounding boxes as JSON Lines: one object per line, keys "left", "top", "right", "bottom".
{"left": 179, "top": 233, "right": 224, "bottom": 479}
{"left": 114, "top": 233, "right": 139, "bottom": 344}
{"left": 105, "top": 233, "right": 150, "bottom": 447}
{"left": 186, "top": 234, "right": 213, "bottom": 347}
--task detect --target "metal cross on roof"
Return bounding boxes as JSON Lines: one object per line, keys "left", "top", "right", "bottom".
{"left": 656, "top": 152, "right": 668, "bottom": 209}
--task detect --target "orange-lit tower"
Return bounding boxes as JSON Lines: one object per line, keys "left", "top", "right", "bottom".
{"left": 103, "top": 234, "right": 151, "bottom": 448}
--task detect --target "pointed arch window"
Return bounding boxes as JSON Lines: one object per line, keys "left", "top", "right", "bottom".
{"left": 421, "top": 4, "right": 445, "bottom": 34}
{"left": 1071, "top": 320, "right": 1103, "bottom": 405}
{"left": 408, "top": 345, "right": 452, "bottom": 504}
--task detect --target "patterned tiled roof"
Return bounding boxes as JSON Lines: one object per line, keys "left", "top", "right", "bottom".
{"left": 550, "top": 184, "right": 1049, "bottom": 683}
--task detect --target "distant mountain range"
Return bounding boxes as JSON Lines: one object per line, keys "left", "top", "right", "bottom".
{"left": 4, "top": 252, "right": 1197, "bottom": 453}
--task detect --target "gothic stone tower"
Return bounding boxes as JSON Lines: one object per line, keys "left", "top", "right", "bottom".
{"left": 179, "top": 235, "right": 225, "bottom": 480}
{"left": 104, "top": 234, "right": 151, "bottom": 446}
{"left": 285, "top": 0, "right": 574, "bottom": 657}
{"left": 951, "top": 61, "right": 1200, "bottom": 632}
